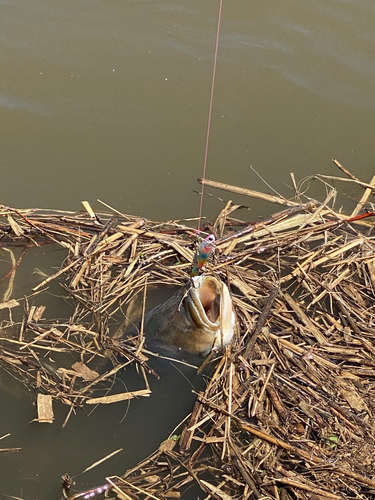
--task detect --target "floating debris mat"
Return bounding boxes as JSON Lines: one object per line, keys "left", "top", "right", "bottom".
{"left": 2, "top": 168, "right": 375, "bottom": 499}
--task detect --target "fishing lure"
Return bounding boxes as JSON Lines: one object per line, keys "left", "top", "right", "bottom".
{"left": 191, "top": 234, "right": 216, "bottom": 276}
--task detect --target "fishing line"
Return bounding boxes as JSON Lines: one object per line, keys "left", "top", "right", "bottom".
{"left": 197, "top": 0, "right": 223, "bottom": 233}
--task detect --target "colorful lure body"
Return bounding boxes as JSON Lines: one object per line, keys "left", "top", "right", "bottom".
{"left": 191, "top": 234, "right": 215, "bottom": 276}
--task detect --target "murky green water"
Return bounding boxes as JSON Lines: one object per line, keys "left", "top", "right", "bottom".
{"left": 1, "top": 0, "right": 375, "bottom": 497}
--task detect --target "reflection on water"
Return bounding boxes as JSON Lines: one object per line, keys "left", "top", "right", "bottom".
{"left": 0, "top": 94, "right": 53, "bottom": 117}
{"left": 1, "top": 0, "right": 375, "bottom": 497}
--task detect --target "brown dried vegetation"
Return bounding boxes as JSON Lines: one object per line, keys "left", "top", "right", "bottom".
{"left": 2, "top": 167, "right": 375, "bottom": 499}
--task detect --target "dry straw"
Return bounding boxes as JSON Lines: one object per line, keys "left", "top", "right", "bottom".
{"left": 1, "top": 161, "right": 375, "bottom": 499}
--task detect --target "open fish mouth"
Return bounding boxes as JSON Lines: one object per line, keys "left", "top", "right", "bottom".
{"left": 144, "top": 275, "right": 236, "bottom": 357}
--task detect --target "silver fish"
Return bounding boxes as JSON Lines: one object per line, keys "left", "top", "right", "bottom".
{"left": 144, "top": 275, "right": 236, "bottom": 356}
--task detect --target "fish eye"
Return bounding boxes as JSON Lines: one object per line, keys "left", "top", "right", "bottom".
{"left": 206, "top": 234, "right": 215, "bottom": 243}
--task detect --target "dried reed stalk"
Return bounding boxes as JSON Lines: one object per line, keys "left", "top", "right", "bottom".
{"left": 1, "top": 169, "right": 375, "bottom": 499}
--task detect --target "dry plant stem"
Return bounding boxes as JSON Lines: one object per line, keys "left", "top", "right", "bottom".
{"left": 217, "top": 202, "right": 316, "bottom": 246}
{"left": 243, "top": 288, "right": 278, "bottom": 360}
{"left": 85, "top": 389, "right": 151, "bottom": 405}
{"left": 221, "top": 361, "right": 234, "bottom": 460}
{"left": 274, "top": 478, "right": 341, "bottom": 500}
{"left": 32, "top": 260, "right": 77, "bottom": 291}
{"left": 315, "top": 173, "right": 375, "bottom": 191}
{"left": 4, "top": 206, "right": 47, "bottom": 236}
{"left": 239, "top": 421, "right": 375, "bottom": 489}
{"left": 239, "top": 420, "right": 325, "bottom": 463}
{"left": 108, "top": 476, "right": 161, "bottom": 500}
{"left": 136, "top": 276, "right": 148, "bottom": 356}
{"left": 332, "top": 158, "right": 360, "bottom": 181}
{"left": 198, "top": 178, "right": 301, "bottom": 206}
{"left": 230, "top": 443, "right": 262, "bottom": 499}
{"left": 265, "top": 386, "right": 289, "bottom": 422}
{"left": 2, "top": 248, "right": 17, "bottom": 302}
{"left": 179, "top": 395, "right": 204, "bottom": 454}
{"left": 282, "top": 293, "right": 327, "bottom": 344}
{"left": 196, "top": 390, "right": 375, "bottom": 490}
{"left": 1, "top": 248, "right": 26, "bottom": 283}
{"left": 2, "top": 171, "right": 375, "bottom": 500}
{"left": 251, "top": 362, "right": 275, "bottom": 417}
{"left": 350, "top": 173, "right": 375, "bottom": 217}
{"left": 83, "top": 218, "right": 116, "bottom": 258}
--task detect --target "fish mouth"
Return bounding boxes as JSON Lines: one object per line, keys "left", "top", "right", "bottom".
{"left": 144, "top": 275, "right": 236, "bottom": 356}
{"left": 188, "top": 276, "right": 233, "bottom": 341}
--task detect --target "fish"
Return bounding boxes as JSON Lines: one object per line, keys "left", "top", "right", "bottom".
{"left": 144, "top": 275, "right": 236, "bottom": 357}
{"left": 191, "top": 234, "right": 215, "bottom": 276}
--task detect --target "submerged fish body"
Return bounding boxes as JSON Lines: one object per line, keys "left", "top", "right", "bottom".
{"left": 144, "top": 275, "right": 235, "bottom": 357}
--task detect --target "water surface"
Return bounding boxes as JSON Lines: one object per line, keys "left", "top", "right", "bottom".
{"left": 1, "top": 0, "right": 375, "bottom": 497}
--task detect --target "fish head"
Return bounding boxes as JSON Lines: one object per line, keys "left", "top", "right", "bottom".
{"left": 188, "top": 276, "right": 235, "bottom": 353}
{"left": 145, "top": 275, "right": 236, "bottom": 357}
